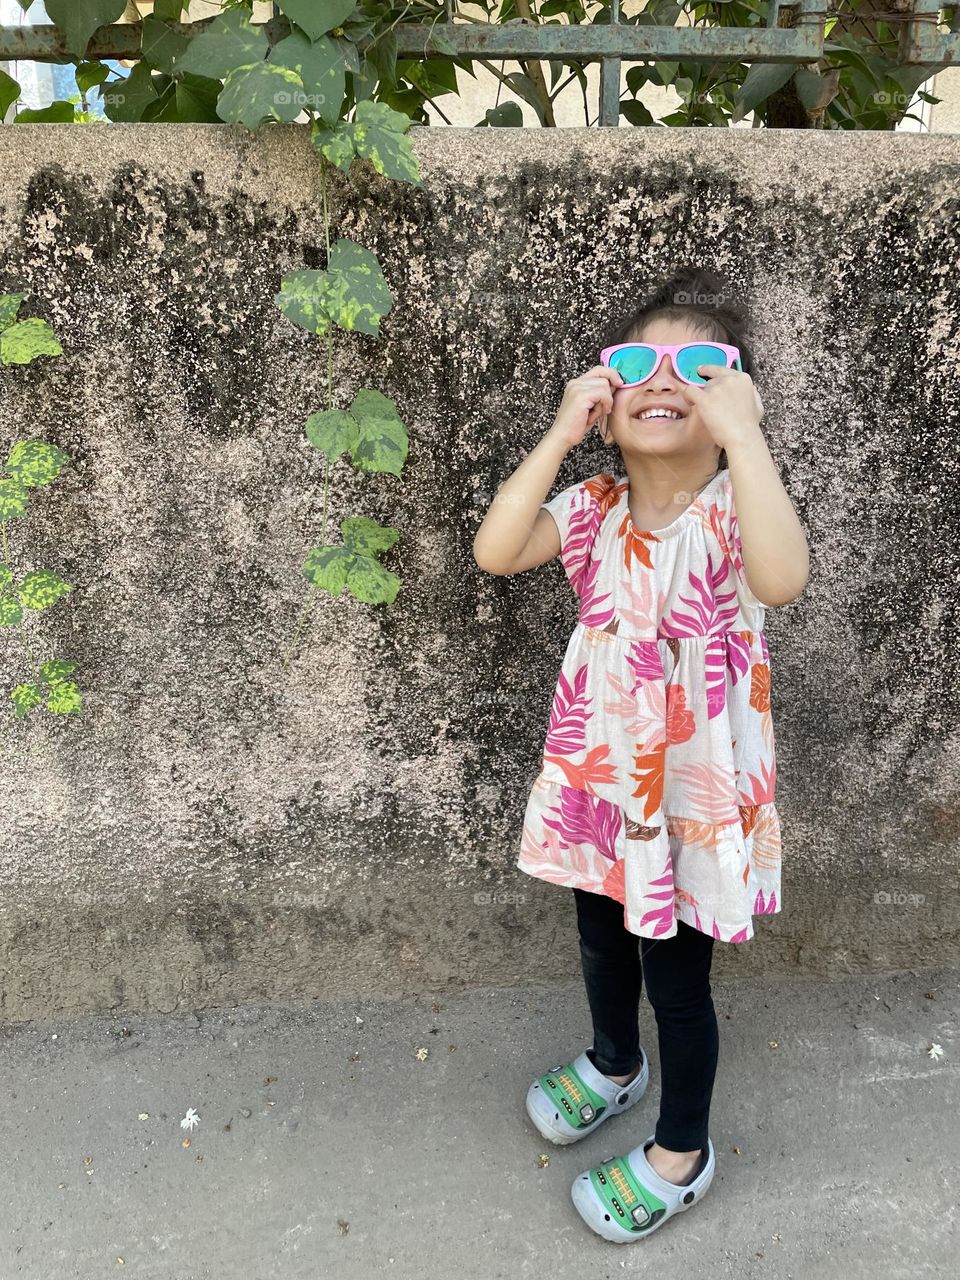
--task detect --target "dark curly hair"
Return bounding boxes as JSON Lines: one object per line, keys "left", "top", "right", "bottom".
{"left": 600, "top": 267, "right": 756, "bottom": 474}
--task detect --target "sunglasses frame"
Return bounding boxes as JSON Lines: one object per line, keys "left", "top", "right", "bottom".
{"left": 600, "top": 340, "right": 743, "bottom": 387}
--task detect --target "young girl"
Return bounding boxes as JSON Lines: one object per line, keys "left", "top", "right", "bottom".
{"left": 473, "top": 269, "right": 809, "bottom": 1243}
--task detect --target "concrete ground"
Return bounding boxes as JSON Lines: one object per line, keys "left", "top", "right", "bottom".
{"left": 0, "top": 964, "right": 957, "bottom": 1280}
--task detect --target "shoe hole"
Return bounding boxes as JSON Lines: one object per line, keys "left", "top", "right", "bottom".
{"left": 604, "top": 1214, "right": 611, "bottom": 1221}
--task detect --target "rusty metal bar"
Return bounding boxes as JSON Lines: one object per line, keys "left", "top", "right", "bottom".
{"left": 899, "top": 0, "right": 960, "bottom": 65}
{"left": 598, "top": 0, "right": 622, "bottom": 127}
{"left": 0, "top": 17, "right": 829, "bottom": 65}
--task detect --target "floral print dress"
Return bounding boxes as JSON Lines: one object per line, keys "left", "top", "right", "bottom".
{"left": 517, "top": 468, "right": 781, "bottom": 943}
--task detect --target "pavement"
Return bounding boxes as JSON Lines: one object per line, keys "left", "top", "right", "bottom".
{"left": 1, "top": 963, "right": 957, "bottom": 1279}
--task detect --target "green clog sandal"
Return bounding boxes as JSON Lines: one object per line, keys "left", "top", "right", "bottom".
{"left": 571, "top": 1134, "right": 716, "bottom": 1242}
{"left": 525, "top": 1046, "right": 649, "bottom": 1146}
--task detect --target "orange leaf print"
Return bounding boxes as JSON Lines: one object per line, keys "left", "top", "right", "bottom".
{"left": 615, "top": 510, "right": 656, "bottom": 573}
{"left": 665, "top": 683, "right": 696, "bottom": 745}
{"left": 546, "top": 744, "right": 618, "bottom": 793}
{"left": 601, "top": 856, "right": 626, "bottom": 905}
{"left": 630, "top": 740, "right": 664, "bottom": 822}
{"left": 750, "top": 662, "right": 771, "bottom": 713}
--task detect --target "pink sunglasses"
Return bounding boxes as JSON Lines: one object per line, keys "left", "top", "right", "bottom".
{"left": 600, "top": 341, "right": 743, "bottom": 387}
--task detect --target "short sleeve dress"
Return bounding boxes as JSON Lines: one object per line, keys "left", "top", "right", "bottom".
{"left": 517, "top": 468, "right": 782, "bottom": 943}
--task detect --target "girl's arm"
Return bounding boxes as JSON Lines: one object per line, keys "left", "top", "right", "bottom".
{"left": 472, "top": 432, "right": 567, "bottom": 576}
{"left": 473, "top": 365, "right": 623, "bottom": 576}
{"left": 726, "top": 429, "right": 810, "bottom": 606}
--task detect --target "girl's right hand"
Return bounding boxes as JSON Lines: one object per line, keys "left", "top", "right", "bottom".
{"left": 546, "top": 365, "right": 625, "bottom": 453}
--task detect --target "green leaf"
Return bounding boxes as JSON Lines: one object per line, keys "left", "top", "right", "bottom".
{"left": 217, "top": 62, "right": 305, "bottom": 128}
{"left": 341, "top": 515, "right": 399, "bottom": 557}
{"left": 154, "top": 0, "right": 189, "bottom": 19}
{"left": 17, "top": 569, "right": 72, "bottom": 610}
{"left": 350, "top": 99, "right": 422, "bottom": 186}
{"left": 140, "top": 13, "right": 192, "bottom": 75}
{"left": 39, "top": 658, "right": 78, "bottom": 685}
{"left": 275, "top": 240, "right": 393, "bottom": 338}
{"left": 277, "top": 0, "right": 358, "bottom": 42}
{"left": 344, "top": 556, "right": 401, "bottom": 605}
{"left": 363, "top": 27, "right": 398, "bottom": 93}
{"left": 0, "top": 293, "right": 26, "bottom": 332}
{"left": 347, "top": 388, "right": 408, "bottom": 477}
{"left": 45, "top": 0, "right": 126, "bottom": 60}
{"left": 275, "top": 269, "right": 334, "bottom": 335}
{"left": 12, "top": 683, "right": 43, "bottom": 720}
{"left": 621, "top": 99, "right": 654, "bottom": 126}
{"left": 333, "top": 36, "right": 360, "bottom": 78}
{"left": 0, "top": 69, "right": 20, "bottom": 119}
{"left": 302, "top": 544, "right": 354, "bottom": 595}
{"left": 268, "top": 31, "right": 345, "bottom": 125}
{"left": 302, "top": 522, "right": 401, "bottom": 605}
{"left": 75, "top": 61, "right": 110, "bottom": 94}
{"left": 305, "top": 408, "right": 359, "bottom": 460}
{"left": 174, "top": 9, "right": 268, "bottom": 80}
{"left": 347, "top": 54, "right": 379, "bottom": 105}
{"left": 481, "top": 102, "right": 523, "bottom": 127}
{"left": 0, "top": 317, "right": 63, "bottom": 365}
{"left": 310, "top": 118, "right": 355, "bottom": 173}
{"left": 0, "top": 565, "right": 11, "bottom": 591}
{"left": 173, "top": 74, "right": 223, "bottom": 123}
{"left": 99, "top": 64, "right": 159, "bottom": 122}
{"left": 731, "top": 62, "right": 797, "bottom": 123}
{"left": 5, "top": 440, "right": 72, "bottom": 488}
{"left": 500, "top": 71, "right": 545, "bottom": 124}
{"left": 0, "top": 476, "right": 29, "bottom": 520}
{"left": 14, "top": 102, "right": 76, "bottom": 123}
{"left": 320, "top": 239, "right": 394, "bottom": 337}
{"left": 793, "top": 67, "right": 839, "bottom": 113}
{"left": 46, "top": 679, "right": 82, "bottom": 714}
{"left": 0, "top": 594, "right": 22, "bottom": 626}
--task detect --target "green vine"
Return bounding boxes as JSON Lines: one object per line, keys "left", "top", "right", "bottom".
{"left": 0, "top": 293, "right": 80, "bottom": 725}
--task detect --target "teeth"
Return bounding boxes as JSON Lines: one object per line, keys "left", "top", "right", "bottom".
{"left": 637, "top": 409, "right": 682, "bottom": 420}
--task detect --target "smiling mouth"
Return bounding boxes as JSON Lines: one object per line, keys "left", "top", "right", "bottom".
{"left": 630, "top": 410, "right": 686, "bottom": 423}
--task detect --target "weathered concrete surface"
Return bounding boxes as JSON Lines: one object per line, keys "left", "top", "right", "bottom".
{"left": 1, "top": 969, "right": 958, "bottom": 1277}
{"left": 0, "top": 124, "right": 958, "bottom": 1021}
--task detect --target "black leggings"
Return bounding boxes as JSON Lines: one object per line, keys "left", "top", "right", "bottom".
{"left": 574, "top": 887, "right": 719, "bottom": 1153}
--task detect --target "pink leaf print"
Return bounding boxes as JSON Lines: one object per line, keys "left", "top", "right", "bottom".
{"left": 542, "top": 785, "right": 622, "bottom": 861}
{"left": 639, "top": 849, "right": 677, "bottom": 935}
{"left": 660, "top": 551, "right": 739, "bottom": 638}
{"left": 704, "top": 635, "right": 727, "bottom": 719}
{"left": 545, "top": 664, "right": 591, "bottom": 757}
{"left": 754, "top": 887, "right": 778, "bottom": 914}
{"left": 565, "top": 498, "right": 604, "bottom": 600}
{"left": 626, "top": 640, "right": 664, "bottom": 689}
{"left": 578, "top": 555, "right": 615, "bottom": 628}
{"left": 729, "top": 925, "right": 749, "bottom": 943}
{"left": 725, "top": 631, "right": 753, "bottom": 686}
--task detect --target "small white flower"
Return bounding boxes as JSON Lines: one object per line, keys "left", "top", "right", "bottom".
{"left": 180, "top": 1107, "right": 201, "bottom": 1131}
{"left": 927, "top": 1042, "right": 944, "bottom": 1060}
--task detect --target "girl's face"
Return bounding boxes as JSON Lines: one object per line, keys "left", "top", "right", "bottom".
{"left": 605, "top": 317, "right": 722, "bottom": 461}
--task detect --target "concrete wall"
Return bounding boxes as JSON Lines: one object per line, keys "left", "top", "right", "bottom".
{"left": 0, "top": 123, "right": 958, "bottom": 1023}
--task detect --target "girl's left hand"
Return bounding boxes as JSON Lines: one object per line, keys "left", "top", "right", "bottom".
{"left": 679, "top": 364, "right": 764, "bottom": 448}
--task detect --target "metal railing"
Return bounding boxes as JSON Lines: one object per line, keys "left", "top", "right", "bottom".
{"left": 0, "top": 1, "right": 957, "bottom": 127}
